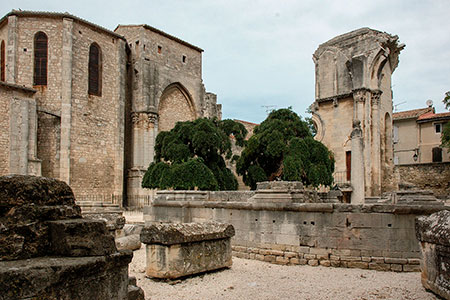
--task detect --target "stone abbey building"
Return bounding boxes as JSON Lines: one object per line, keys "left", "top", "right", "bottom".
{"left": 311, "top": 28, "right": 405, "bottom": 203}
{"left": 0, "top": 10, "right": 221, "bottom": 205}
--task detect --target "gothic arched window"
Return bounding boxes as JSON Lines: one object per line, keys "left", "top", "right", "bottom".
{"left": 33, "top": 32, "right": 48, "bottom": 86}
{"left": 88, "top": 43, "right": 102, "bottom": 96}
{"left": 1, "top": 40, "right": 5, "bottom": 81}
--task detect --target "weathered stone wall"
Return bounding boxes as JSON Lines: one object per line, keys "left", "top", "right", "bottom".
{"left": 158, "top": 84, "right": 196, "bottom": 132}
{"left": 396, "top": 162, "right": 450, "bottom": 197}
{"left": 314, "top": 97, "right": 353, "bottom": 175}
{"left": 144, "top": 193, "right": 448, "bottom": 272}
{"left": 10, "top": 13, "right": 126, "bottom": 199}
{"left": 0, "top": 87, "right": 11, "bottom": 175}
{"left": 0, "top": 83, "right": 39, "bottom": 176}
{"left": 68, "top": 21, "right": 126, "bottom": 198}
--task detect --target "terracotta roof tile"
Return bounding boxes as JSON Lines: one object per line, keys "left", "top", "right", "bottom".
{"left": 417, "top": 111, "right": 450, "bottom": 122}
{"left": 393, "top": 107, "right": 433, "bottom": 120}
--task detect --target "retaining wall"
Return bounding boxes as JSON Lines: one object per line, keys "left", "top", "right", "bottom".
{"left": 144, "top": 194, "right": 448, "bottom": 272}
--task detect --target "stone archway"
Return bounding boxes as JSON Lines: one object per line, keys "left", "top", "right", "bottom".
{"left": 158, "top": 83, "right": 196, "bottom": 133}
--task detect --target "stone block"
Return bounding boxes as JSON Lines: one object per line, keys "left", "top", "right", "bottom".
{"left": 48, "top": 219, "right": 117, "bottom": 256}
{"left": 0, "top": 250, "right": 132, "bottom": 300}
{"left": 416, "top": 210, "right": 450, "bottom": 299}
{"left": 275, "top": 256, "right": 289, "bottom": 265}
{"left": 369, "top": 262, "right": 391, "bottom": 271}
{"left": 403, "top": 264, "right": 421, "bottom": 272}
{"left": 140, "top": 222, "right": 235, "bottom": 245}
{"left": 308, "top": 259, "right": 319, "bottom": 266}
{"left": 116, "top": 234, "right": 141, "bottom": 251}
{"left": 284, "top": 251, "right": 298, "bottom": 258}
{"left": 269, "top": 250, "right": 284, "bottom": 256}
{"left": 141, "top": 222, "right": 234, "bottom": 279}
{"left": 264, "top": 255, "right": 276, "bottom": 263}
{"left": 0, "top": 175, "right": 82, "bottom": 261}
{"left": 347, "top": 261, "right": 369, "bottom": 269}
{"left": 390, "top": 264, "right": 403, "bottom": 272}
{"left": 259, "top": 249, "right": 271, "bottom": 255}
{"left": 340, "top": 256, "right": 361, "bottom": 262}
{"left": 407, "top": 258, "right": 421, "bottom": 265}
{"left": 384, "top": 257, "right": 407, "bottom": 264}
{"left": 330, "top": 260, "right": 341, "bottom": 267}
{"left": 298, "top": 246, "right": 311, "bottom": 254}
{"left": 304, "top": 254, "right": 317, "bottom": 260}
{"left": 319, "top": 260, "right": 331, "bottom": 267}
{"left": 0, "top": 175, "right": 75, "bottom": 207}
{"left": 255, "top": 254, "right": 265, "bottom": 261}
{"left": 371, "top": 256, "right": 385, "bottom": 263}
{"left": 362, "top": 256, "right": 371, "bottom": 262}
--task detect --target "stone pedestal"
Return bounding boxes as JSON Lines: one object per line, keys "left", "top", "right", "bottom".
{"left": 248, "top": 181, "right": 320, "bottom": 203}
{"left": 416, "top": 210, "right": 450, "bottom": 299}
{"left": 140, "top": 222, "right": 235, "bottom": 279}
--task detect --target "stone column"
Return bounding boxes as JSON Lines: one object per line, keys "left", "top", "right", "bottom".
{"left": 353, "top": 89, "right": 369, "bottom": 196}
{"left": 113, "top": 39, "right": 127, "bottom": 199}
{"left": 6, "top": 15, "right": 17, "bottom": 83}
{"left": 59, "top": 18, "right": 73, "bottom": 184}
{"left": 370, "top": 91, "right": 382, "bottom": 196}
{"left": 128, "top": 112, "right": 158, "bottom": 200}
{"left": 350, "top": 120, "right": 365, "bottom": 204}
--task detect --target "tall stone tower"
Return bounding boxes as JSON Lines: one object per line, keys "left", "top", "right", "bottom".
{"left": 311, "top": 28, "right": 404, "bottom": 203}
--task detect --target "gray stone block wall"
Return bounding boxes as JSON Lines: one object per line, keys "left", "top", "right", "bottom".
{"left": 145, "top": 195, "right": 447, "bottom": 272}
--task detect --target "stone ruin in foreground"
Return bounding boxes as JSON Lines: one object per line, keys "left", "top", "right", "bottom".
{"left": 416, "top": 210, "right": 450, "bottom": 300}
{"left": 0, "top": 175, "right": 144, "bottom": 300}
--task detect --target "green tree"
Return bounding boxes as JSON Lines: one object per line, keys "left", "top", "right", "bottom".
{"left": 236, "top": 108, "right": 334, "bottom": 189}
{"left": 142, "top": 118, "right": 247, "bottom": 191}
{"left": 442, "top": 91, "right": 450, "bottom": 149}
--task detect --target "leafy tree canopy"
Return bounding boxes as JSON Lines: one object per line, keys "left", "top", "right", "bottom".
{"left": 236, "top": 108, "right": 334, "bottom": 189}
{"left": 142, "top": 118, "right": 247, "bottom": 191}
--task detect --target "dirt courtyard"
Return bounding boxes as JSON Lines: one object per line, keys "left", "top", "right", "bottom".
{"left": 129, "top": 247, "right": 437, "bottom": 300}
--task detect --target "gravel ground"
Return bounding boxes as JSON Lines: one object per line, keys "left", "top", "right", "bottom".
{"left": 129, "top": 247, "right": 437, "bottom": 300}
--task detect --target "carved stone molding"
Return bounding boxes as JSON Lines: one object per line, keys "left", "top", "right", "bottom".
{"left": 131, "top": 112, "right": 158, "bottom": 128}
{"left": 333, "top": 98, "right": 338, "bottom": 107}
{"left": 370, "top": 90, "right": 382, "bottom": 106}
{"left": 352, "top": 88, "right": 369, "bottom": 103}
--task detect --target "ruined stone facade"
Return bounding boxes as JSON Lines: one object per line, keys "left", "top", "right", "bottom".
{"left": 0, "top": 82, "right": 40, "bottom": 176}
{"left": 0, "top": 11, "right": 221, "bottom": 205}
{"left": 115, "top": 24, "right": 220, "bottom": 203}
{"left": 311, "top": 28, "right": 404, "bottom": 203}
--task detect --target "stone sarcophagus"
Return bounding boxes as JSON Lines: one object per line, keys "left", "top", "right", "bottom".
{"left": 140, "top": 222, "right": 235, "bottom": 279}
{"left": 416, "top": 210, "right": 450, "bottom": 300}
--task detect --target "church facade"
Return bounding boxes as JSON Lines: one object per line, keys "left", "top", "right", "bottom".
{"left": 0, "top": 10, "right": 221, "bottom": 205}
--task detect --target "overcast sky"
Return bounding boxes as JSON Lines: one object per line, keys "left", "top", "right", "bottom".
{"left": 2, "top": 1, "right": 449, "bottom": 123}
